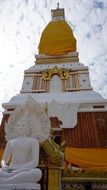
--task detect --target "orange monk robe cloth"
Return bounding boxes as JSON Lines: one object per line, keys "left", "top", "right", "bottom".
{"left": 65, "top": 147, "right": 107, "bottom": 171}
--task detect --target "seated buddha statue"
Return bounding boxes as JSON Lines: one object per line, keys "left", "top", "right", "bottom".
{"left": 0, "top": 116, "right": 42, "bottom": 187}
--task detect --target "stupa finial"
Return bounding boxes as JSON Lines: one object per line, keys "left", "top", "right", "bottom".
{"left": 51, "top": 3, "right": 65, "bottom": 19}
{"left": 57, "top": 2, "right": 59, "bottom": 9}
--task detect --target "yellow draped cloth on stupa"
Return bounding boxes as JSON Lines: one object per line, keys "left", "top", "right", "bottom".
{"left": 38, "top": 20, "right": 76, "bottom": 56}
{"left": 65, "top": 147, "right": 107, "bottom": 171}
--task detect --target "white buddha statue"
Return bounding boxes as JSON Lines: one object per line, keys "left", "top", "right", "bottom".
{"left": 0, "top": 116, "right": 42, "bottom": 189}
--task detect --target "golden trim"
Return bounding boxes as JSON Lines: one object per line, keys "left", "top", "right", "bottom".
{"left": 36, "top": 56, "right": 79, "bottom": 64}
{"left": 42, "top": 69, "right": 52, "bottom": 80}
{"left": 62, "top": 177, "right": 107, "bottom": 183}
{"left": 62, "top": 169, "right": 107, "bottom": 178}
{"left": 70, "top": 71, "right": 89, "bottom": 75}
{"left": 24, "top": 73, "right": 42, "bottom": 77}
{"left": 42, "top": 66, "right": 69, "bottom": 80}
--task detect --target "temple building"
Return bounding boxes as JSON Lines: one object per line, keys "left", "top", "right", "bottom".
{"left": 0, "top": 5, "right": 107, "bottom": 190}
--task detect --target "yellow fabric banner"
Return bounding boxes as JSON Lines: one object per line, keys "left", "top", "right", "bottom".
{"left": 65, "top": 147, "right": 107, "bottom": 171}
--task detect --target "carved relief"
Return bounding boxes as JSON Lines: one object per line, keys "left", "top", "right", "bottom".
{"left": 42, "top": 66, "right": 69, "bottom": 80}
{"left": 42, "top": 138, "right": 64, "bottom": 166}
{"left": 50, "top": 116, "right": 62, "bottom": 129}
{"left": 5, "top": 96, "right": 51, "bottom": 143}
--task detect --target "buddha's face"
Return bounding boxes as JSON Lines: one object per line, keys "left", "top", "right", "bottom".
{"left": 16, "top": 117, "right": 30, "bottom": 137}
{"left": 17, "top": 118, "right": 27, "bottom": 128}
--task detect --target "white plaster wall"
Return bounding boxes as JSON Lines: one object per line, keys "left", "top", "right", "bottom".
{"left": 50, "top": 75, "right": 62, "bottom": 92}
{"left": 21, "top": 76, "right": 33, "bottom": 92}
{"left": 79, "top": 73, "right": 92, "bottom": 90}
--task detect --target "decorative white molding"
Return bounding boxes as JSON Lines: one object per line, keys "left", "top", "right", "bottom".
{"left": 48, "top": 100, "right": 79, "bottom": 128}
{"left": 21, "top": 76, "right": 33, "bottom": 93}
{"left": 25, "top": 62, "right": 88, "bottom": 74}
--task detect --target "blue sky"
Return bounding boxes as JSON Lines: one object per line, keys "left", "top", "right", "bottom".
{"left": 0, "top": 0, "right": 107, "bottom": 120}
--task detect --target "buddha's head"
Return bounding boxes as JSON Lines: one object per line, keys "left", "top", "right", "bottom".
{"left": 16, "top": 116, "right": 31, "bottom": 137}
